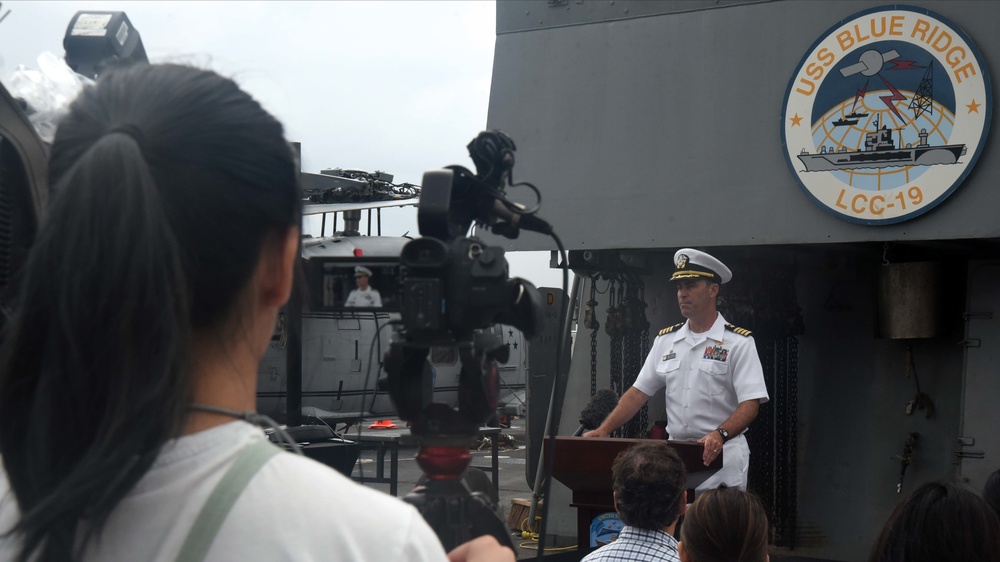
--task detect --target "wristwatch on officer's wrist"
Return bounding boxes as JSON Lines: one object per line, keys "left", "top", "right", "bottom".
{"left": 716, "top": 427, "right": 730, "bottom": 442}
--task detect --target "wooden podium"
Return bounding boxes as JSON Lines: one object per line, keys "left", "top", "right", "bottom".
{"left": 546, "top": 436, "right": 720, "bottom": 553}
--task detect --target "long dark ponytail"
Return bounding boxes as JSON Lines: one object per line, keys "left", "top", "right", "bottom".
{"left": 0, "top": 64, "right": 300, "bottom": 561}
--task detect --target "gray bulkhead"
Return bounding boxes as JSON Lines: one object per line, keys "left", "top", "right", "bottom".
{"left": 487, "top": 1, "right": 1000, "bottom": 560}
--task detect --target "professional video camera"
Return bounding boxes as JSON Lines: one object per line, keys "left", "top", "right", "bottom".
{"left": 384, "top": 130, "right": 551, "bottom": 550}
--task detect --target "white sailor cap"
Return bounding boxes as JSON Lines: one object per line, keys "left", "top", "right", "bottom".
{"left": 354, "top": 266, "right": 373, "bottom": 277}
{"left": 670, "top": 249, "right": 732, "bottom": 284}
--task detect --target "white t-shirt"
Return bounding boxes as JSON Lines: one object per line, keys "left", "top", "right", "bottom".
{"left": 0, "top": 421, "right": 447, "bottom": 561}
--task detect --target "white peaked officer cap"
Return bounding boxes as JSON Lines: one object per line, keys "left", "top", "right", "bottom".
{"left": 669, "top": 248, "right": 733, "bottom": 284}
{"left": 354, "top": 266, "right": 373, "bottom": 277}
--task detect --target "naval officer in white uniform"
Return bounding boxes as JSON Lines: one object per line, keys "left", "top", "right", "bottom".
{"left": 344, "top": 265, "right": 383, "bottom": 308}
{"left": 585, "top": 249, "right": 769, "bottom": 492}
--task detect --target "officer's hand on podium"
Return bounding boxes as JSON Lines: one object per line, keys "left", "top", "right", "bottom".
{"left": 447, "top": 535, "right": 514, "bottom": 562}
{"left": 697, "top": 432, "right": 724, "bottom": 466}
{"left": 582, "top": 428, "right": 608, "bottom": 438}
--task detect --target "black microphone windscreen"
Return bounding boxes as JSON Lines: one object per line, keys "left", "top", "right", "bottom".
{"left": 579, "top": 389, "right": 619, "bottom": 430}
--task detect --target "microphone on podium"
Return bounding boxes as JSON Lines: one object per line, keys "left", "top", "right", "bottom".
{"left": 573, "top": 389, "right": 619, "bottom": 436}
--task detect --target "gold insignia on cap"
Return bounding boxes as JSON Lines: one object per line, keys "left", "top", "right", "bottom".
{"left": 676, "top": 254, "right": 689, "bottom": 269}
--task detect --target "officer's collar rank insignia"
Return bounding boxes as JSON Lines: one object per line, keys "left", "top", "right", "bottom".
{"left": 704, "top": 345, "right": 729, "bottom": 362}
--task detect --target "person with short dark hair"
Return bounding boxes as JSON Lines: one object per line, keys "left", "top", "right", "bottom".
{"left": 984, "top": 468, "right": 1000, "bottom": 520}
{"left": 582, "top": 442, "right": 687, "bottom": 562}
{"left": 0, "top": 63, "right": 510, "bottom": 562}
{"left": 868, "top": 481, "right": 1000, "bottom": 562}
{"left": 678, "top": 485, "right": 769, "bottom": 562}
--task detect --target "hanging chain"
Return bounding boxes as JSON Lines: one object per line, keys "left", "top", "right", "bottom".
{"left": 757, "top": 337, "right": 778, "bottom": 545}
{"left": 592, "top": 274, "right": 651, "bottom": 438}
{"left": 607, "top": 278, "right": 625, "bottom": 438}
{"left": 620, "top": 275, "right": 649, "bottom": 438}
{"left": 788, "top": 336, "right": 799, "bottom": 549}
{"left": 605, "top": 277, "right": 618, "bottom": 398}
{"left": 775, "top": 336, "right": 789, "bottom": 546}
{"left": 747, "top": 336, "right": 774, "bottom": 535}
{"left": 622, "top": 276, "right": 640, "bottom": 438}
{"left": 712, "top": 256, "right": 801, "bottom": 549}
{"left": 637, "top": 277, "right": 650, "bottom": 434}
{"left": 587, "top": 275, "right": 600, "bottom": 397}
{"left": 619, "top": 277, "right": 633, "bottom": 435}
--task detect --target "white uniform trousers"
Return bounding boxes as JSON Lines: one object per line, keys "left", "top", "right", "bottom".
{"left": 683, "top": 433, "right": 749, "bottom": 493}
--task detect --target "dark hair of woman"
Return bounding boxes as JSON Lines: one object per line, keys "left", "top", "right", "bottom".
{"left": 679, "top": 485, "right": 769, "bottom": 562}
{"left": 984, "top": 468, "right": 1000, "bottom": 520}
{"left": 0, "top": 63, "right": 300, "bottom": 561}
{"left": 868, "top": 481, "right": 1000, "bottom": 562}
{"left": 612, "top": 441, "right": 687, "bottom": 530}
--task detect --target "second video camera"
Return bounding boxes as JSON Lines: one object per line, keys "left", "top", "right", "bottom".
{"left": 386, "top": 131, "right": 546, "bottom": 434}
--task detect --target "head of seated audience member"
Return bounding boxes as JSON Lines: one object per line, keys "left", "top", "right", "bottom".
{"left": 678, "top": 485, "right": 769, "bottom": 562}
{"left": 614, "top": 441, "right": 688, "bottom": 533}
{"left": 868, "top": 481, "right": 1000, "bottom": 562}
{"left": 581, "top": 442, "right": 688, "bottom": 562}
{"left": 984, "top": 468, "right": 1000, "bottom": 520}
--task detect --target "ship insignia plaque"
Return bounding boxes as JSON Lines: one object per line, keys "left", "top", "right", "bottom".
{"left": 782, "top": 5, "right": 991, "bottom": 224}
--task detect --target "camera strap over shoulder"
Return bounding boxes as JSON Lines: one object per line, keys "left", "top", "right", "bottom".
{"left": 175, "top": 438, "right": 281, "bottom": 562}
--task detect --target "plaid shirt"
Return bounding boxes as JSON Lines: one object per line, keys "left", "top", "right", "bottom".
{"left": 581, "top": 526, "right": 680, "bottom": 562}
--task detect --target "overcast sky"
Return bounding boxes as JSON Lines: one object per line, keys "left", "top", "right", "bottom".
{"left": 0, "top": 0, "right": 566, "bottom": 289}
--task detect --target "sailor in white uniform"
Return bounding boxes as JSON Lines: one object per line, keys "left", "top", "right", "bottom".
{"left": 585, "top": 249, "right": 769, "bottom": 492}
{"left": 344, "top": 266, "right": 383, "bottom": 308}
